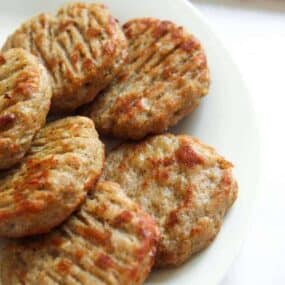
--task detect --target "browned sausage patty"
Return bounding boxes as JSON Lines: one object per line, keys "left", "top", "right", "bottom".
{"left": 102, "top": 134, "right": 238, "bottom": 267}
{"left": 0, "top": 116, "right": 104, "bottom": 237}
{"left": 85, "top": 18, "right": 210, "bottom": 139}
{"left": 0, "top": 48, "right": 51, "bottom": 170}
{"left": 2, "top": 2, "right": 127, "bottom": 114}
{"left": 0, "top": 181, "right": 160, "bottom": 285}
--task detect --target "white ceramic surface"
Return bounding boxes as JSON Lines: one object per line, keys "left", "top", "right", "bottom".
{"left": 0, "top": 0, "right": 260, "bottom": 284}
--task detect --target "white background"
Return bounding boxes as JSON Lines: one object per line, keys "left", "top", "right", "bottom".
{"left": 191, "top": 0, "right": 285, "bottom": 284}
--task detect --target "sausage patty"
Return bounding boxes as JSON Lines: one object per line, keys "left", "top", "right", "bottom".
{"left": 0, "top": 116, "right": 104, "bottom": 237}
{"left": 2, "top": 2, "right": 128, "bottom": 114}
{"left": 102, "top": 133, "right": 238, "bottom": 267}
{"left": 0, "top": 181, "right": 160, "bottom": 285}
{"left": 85, "top": 18, "right": 209, "bottom": 139}
{"left": 0, "top": 48, "right": 51, "bottom": 169}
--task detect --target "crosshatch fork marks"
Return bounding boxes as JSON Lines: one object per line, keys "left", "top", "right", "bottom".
{"left": 86, "top": 18, "right": 210, "bottom": 140}
{"left": 2, "top": 2, "right": 128, "bottom": 113}
{"left": 0, "top": 182, "right": 159, "bottom": 285}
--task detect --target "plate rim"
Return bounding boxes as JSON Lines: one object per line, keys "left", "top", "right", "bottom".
{"left": 177, "top": 1, "right": 261, "bottom": 283}
{"left": 0, "top": 0, "right": 261, "bottom": 284}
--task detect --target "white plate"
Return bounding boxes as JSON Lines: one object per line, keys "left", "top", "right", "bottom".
{"left": 0, "top": 0, "right": 260, "bottom": 284}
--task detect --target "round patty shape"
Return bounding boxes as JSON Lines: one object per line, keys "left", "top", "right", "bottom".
{"left": 0, "top": 48, "right": 51, "bottom": 170}
{"left": 85, "top": 18, "right": 210, "bottom": 140}
{"left": 0, "top": 116, "right": 104, "bottom": 238}
{"left": 102, "top": 134, "right": 238, "bottom": 267}
{"left": 2, "top": 2, "right": 127, "bottom": 114}
{"left": 0, "top": 181, "right": 160, "bottom": 285}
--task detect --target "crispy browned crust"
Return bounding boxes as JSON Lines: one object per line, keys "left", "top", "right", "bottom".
{"left": 85, "top": 18, "right": 210, "bottom": 140}
{"left": 0, "top": 181, "right": 160, "bottom": 285}
{"left": 0, "top": 48, "right": 51, "bottom": 169}
{"left": 102, "top": 134, "right": 238, "bottom": 267}
{"left": 0, "top": 116, "right": 104, "bottom": 238}
{"left": 2, "top": 3, "right": 128, "bottom": 114}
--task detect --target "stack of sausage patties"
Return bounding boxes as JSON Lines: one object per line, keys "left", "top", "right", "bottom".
{"left": 0, "top": 2, "right": 238, "bottom": 285}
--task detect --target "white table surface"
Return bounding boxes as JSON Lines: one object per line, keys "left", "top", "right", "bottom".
{"left": 191, "top": 0, "right": 285, "bottom": 284}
